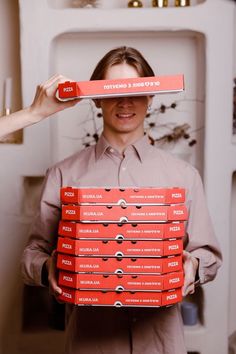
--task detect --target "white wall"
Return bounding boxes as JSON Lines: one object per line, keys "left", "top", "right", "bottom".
{"left": 0, "top": 1, "right": 24, "bottom": 352}
{"left": 0, "top": 0, "right": 21, "bottom": 114}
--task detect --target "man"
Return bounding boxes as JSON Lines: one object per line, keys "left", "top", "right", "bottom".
{"left": 21, "top": 46, "right": 222, "bottom": 354}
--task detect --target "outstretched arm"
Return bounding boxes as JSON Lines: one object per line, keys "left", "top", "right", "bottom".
{"left": 0, "top": 74, "right": 79, "bottom": 139}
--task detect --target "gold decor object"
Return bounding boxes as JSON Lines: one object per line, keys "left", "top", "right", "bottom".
{"left": 0, "top": 108, "right": 23, "bottom": 144}
{"left": 71, "top": 0, "right": 98, "bottom": 8}
{"left": 0, "top": 78, "right": 23, "bottom": 144}
{"left": 128, "top": 0, "right": 143, "bottom": 8}
{"left": 175, "top": 0, "right": 190, "bottom": 6}
{"left": 152, "top": 0, "right": 168, "bottom": 7}
{"left": 0, "top": 129, "right": 22, "bottom": 144}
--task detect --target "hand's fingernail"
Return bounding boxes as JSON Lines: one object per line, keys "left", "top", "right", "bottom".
{"left": 55, "top": 288, "right": 62, "bottom": 295}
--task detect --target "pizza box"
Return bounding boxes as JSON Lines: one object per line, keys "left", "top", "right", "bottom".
{"left": 60, "top": 187, "right": 185, "bottom": 205}
{"left": 57, "top": 75, "right": 184, "bottom": 100}
{"left": 58, "top": 287, "right": 182, "bottom": 307}
{"left": 61, "top": 204, "right": 188, "bottom": 223}
{"left": 58, "top": 270, "right": 184, "bottom": 291}
{"left": 57, "top": 253, "right": 182, "bottom": 274}
{"left": 57, "top": 237, "right": 183, "bottom": 257}
{"left": 58, "top": 220, "right": 185, "bottom": 240}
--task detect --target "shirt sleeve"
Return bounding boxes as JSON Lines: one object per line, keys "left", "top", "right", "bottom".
{"left": 185, "top": 168, "right": 222, "bottom": 284}
{"left": 21, "top": 166, "right": 62, "bottom": 287}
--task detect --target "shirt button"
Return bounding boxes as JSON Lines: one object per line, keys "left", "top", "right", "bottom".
{"left": 109, "top": 148, "right": 114, "bottom": 153}
{"left": 122, "top": 166, "right": 126, "bottom": 171}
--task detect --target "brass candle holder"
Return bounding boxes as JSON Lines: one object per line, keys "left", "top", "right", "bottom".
{"left": 128, "top": 0, "right": 143, "bottom": 8}
{"left": 175, "top": 0, "right": 190, "bottom": 6}
{"left": 152, "top": 0, "right": 168, "bottom": 7}
{"left": 0, "top": 109, "right": 23, "bottom": 144}
{"left": 0, "top": 78, "right": 23, "bottom": 144}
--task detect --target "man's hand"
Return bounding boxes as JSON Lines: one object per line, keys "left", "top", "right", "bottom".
{"left": 46, "top": 250, "right": 62, "bottom": 299}
{"left": 182, "top": 250, "right": 199, "bottom": 296}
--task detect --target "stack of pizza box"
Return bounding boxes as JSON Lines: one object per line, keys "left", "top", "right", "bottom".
{"left": 56, "top": 187, "right": 187, "bottom": 307}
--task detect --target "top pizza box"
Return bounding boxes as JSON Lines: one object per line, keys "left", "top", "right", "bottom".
{"left": 60, "top": 187, "right": 185, "bottom": 206}
{"left": 57, "top": 75, "right": 184, "bottom": 100}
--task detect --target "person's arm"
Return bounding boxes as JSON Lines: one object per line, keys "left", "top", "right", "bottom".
{"left": 0, "top": 74, "right": 79, "bottom": 139}
{"left": 182, "top": 167, "right": 222, "bottom": 296}
{"left": 21, "top": 164, "right": 63, "bottom": 297}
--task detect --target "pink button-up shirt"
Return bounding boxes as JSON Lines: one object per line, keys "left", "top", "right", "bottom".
{"left": 21, "top": 134, "right": 222, "bottom": 354}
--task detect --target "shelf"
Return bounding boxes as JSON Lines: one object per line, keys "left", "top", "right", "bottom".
{"left": 17, "top": 330, "right": 65, "bottom": 354}
{"left": 184, "top": 323, "right": 206, "bottom": 352}
{"left": 229, "top": 172, "right": 236, "bottom": 334}
{"left": 0, "top": 129, "right": 23, "bottom": 144}
{"left": 47, "top": 0, "right": 206, "bottom": 10}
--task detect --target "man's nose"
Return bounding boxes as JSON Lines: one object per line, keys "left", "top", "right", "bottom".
{"left": 117, "top": 96, "right": 133, "bottom": 106}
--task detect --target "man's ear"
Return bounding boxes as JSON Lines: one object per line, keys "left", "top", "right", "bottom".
{"left": 94, "top": 99, "right": 101, "bottom": 108}
{"left": 148, "top": 96, "right": 154, "bottom": 106}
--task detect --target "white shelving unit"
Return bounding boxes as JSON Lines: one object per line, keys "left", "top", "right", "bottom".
{"left": 0, "top": 0, "right": 234, "bottom": 353}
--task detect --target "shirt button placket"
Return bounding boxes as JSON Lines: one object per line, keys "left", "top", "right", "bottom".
{"left": 119, "top": 159, "right": 128, "bottom": 186}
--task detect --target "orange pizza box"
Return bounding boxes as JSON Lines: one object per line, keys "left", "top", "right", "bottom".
{"left": 57, "top": 75, "right": 184, "bottom": 101}
{"left": 56, "top": 253, "right": 182, "bottom": 274}
{"left": 61, "top": 204, "right": 188, "bottom": 223}
{"left": 58, "top": 287, "right": 182, "bottom": 307}
{"left": 60, "top": 187, "right": 185, "bottom": 205}
{"left": 58, "top": 270, "right": 184, "bottom": 291}
{"left": 57, "top": 237, "right": 183, "bottom": 257}
{"left": 58, "top": 221, "right": 185, "bottom": 240}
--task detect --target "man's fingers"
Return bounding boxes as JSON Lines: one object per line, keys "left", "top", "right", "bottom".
{"left": 48, "top": 250, "right": 62, "bottom": 296}
{"left": 182, "top": 249, "right": 191, "bottom": 262}
{"left": 182, "top": 251, "right": 199, "bottom": 296}
{"left": 49, "top": 282, "right": 62, "bottom": 296}
{"left": 182, "top": 279, "right": 195, "bottom": 296}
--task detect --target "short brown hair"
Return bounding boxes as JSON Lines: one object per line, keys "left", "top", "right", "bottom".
{"left": 90, "top": 46, "right": 155, "bottom": 81}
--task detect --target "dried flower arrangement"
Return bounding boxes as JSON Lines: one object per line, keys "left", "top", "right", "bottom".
{"left": 145, "top": 102, "right": 197, "bottom": 147}
{"left": 78, "top": 99, "right": 198, "bottom": 149}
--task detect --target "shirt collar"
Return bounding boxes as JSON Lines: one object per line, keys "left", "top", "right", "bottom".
{"left": 95, "top": 134, "right": 111, "bottom": 161}
{"left": 95, "top": 134, "right": 151, "bottom": 163}
{"left": 132, "top": 134, "right": 151, "bottom": 162}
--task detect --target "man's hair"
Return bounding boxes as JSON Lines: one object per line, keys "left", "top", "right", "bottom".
{"left": 90, "top": 46, "right": 155, "bottom": 80}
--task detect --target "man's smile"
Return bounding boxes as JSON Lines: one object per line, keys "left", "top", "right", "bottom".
{"left": 116, "top": 113, "right": 135, "bottom": 119}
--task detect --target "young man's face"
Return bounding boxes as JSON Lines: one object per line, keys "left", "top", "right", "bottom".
{"left": 95, "top": 63, "right": 152, "bottom": 139}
